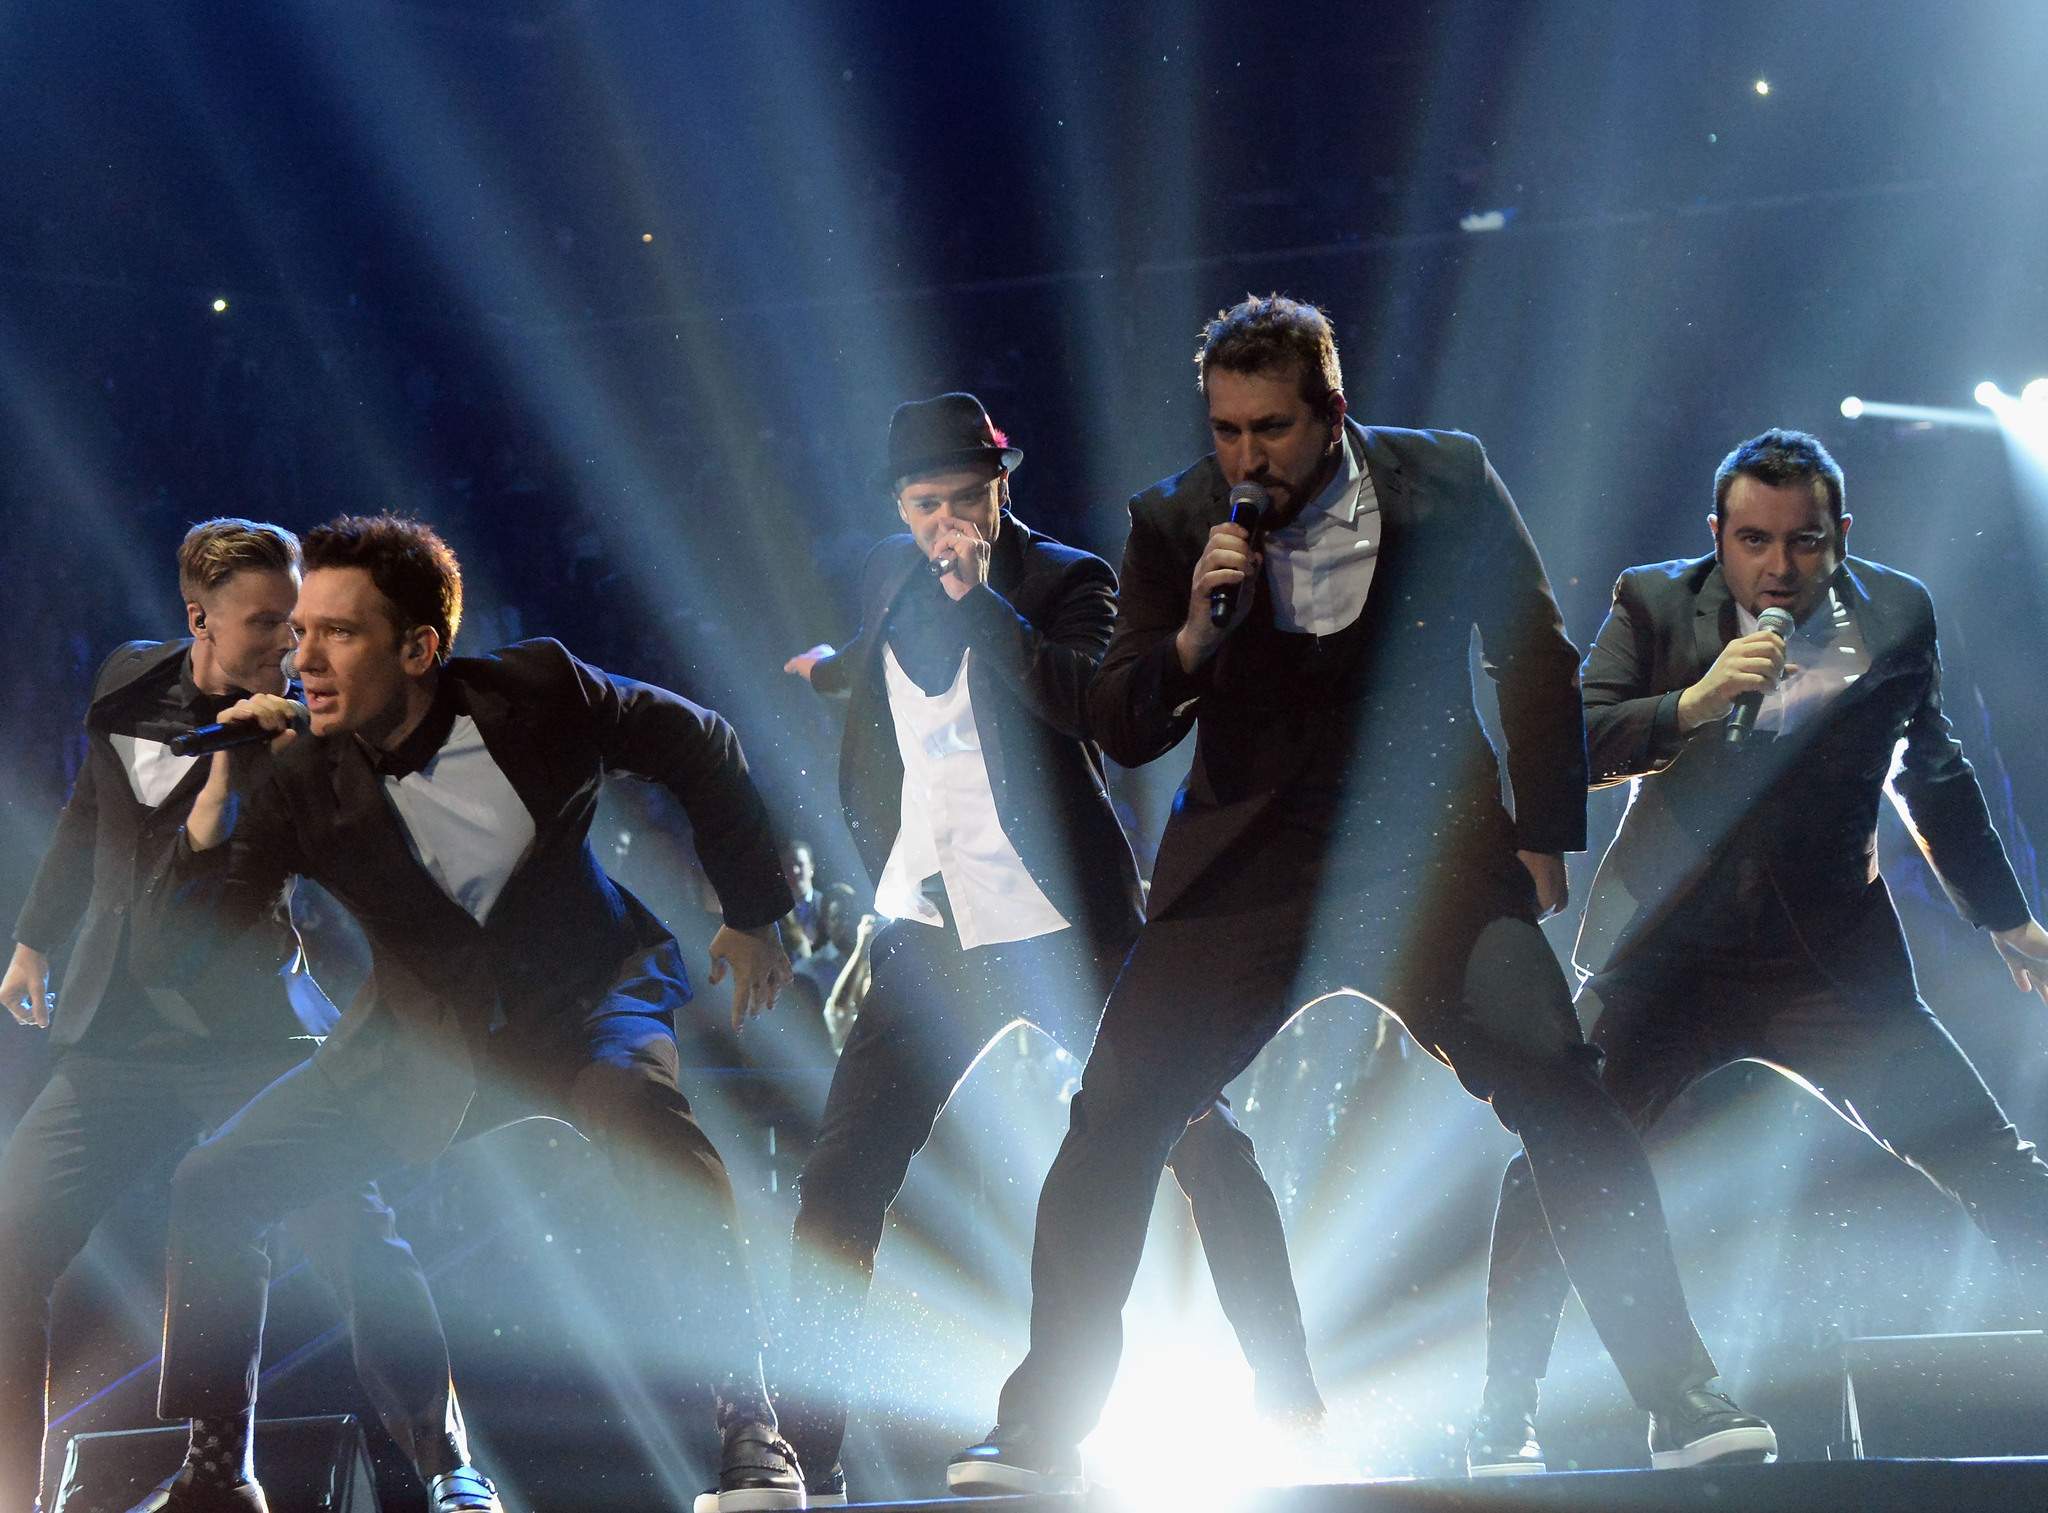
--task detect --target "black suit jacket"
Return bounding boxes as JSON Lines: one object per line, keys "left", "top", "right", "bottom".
{"left": 1572, "top": 554, "right": 2029, "bottom": 999}
{"left": 1088, "top": 420, "right": 1588, "bottom": 919}
{"left": 137, "top": 638, "right": 791, "bottom": 1160}
{"left": 811, "top": 514, "right": 1144, "bottom": 953}
{"left": 15, "top": 639, "right": 302, "bottom": 1049}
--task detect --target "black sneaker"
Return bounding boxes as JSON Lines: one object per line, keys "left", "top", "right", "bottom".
{"left": 1648, "top": 1388, "right": 1777, "bottom": 1470}
{"left": 1466, "top": 1377, "right": 1545, "bottom": 1477}
{"left": 946, "top": 1427, "right": 1084, "bottom": 1496}
{"left": 694, "top": 1422, "right": 806, "bottom": 1512}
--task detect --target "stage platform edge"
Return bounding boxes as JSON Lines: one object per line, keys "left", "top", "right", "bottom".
{"left": 819, "top": 1455, "right": 2048, "bottom": 1513}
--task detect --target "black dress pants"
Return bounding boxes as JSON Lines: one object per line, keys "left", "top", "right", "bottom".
{"left": 995, "top": 848, "right": 1716, "bottom": 1449}
{"left": 0, "top": 1046, "right": 453, "bottom": 1513}
{"left": 781, "top": 918, "right": 1319, "bottom": 1474}
{"left": 158, "top": 945, "right": 775, "bottom": 1443}
{"left": 1485, "top": 947, "right": 2048, "bottom": 1383}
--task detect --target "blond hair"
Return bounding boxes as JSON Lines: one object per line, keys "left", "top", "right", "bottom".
{"left": 177, "top": 518, "right": 303, "bottom": 604}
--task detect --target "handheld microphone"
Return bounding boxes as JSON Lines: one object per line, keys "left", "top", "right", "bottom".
{"left": 170, "top": 702, "right": 311, "bottom": 757}
{"left": 1208, "top": 481, "right": 1271, "bottom": 628}
{"left": 927, "top": 553, "right": 956, "bottom": 578}
{"left": 1724, "top": 605, "right": 1796, "bottom": 744}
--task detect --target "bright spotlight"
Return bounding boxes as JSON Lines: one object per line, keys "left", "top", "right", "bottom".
{"left": 1755, "top": 79, "right": 1770, "bottom": 95}
{"left": 211, "top": 298, "right": 228, "bottom": 313}
{"left": 2023, "top": 378, "right": 2048, "bottom": 408}
{"left": 1976, "top": 381, "right": 2003, "bottom": 408}
{"left": 1840, "top": 396, "right": 1864, "bottom": 419}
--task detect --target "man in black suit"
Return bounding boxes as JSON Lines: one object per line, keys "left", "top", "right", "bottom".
{"left": 950, "top": 297, "right": 1771, "bottom": 1495}
{"left": 131, "top": 516, "right": 806, "bottom": 1513}
{"left": 780, "top": 395, "right": 1320, "bottom": 1505}
{"left": 1472, "top": 429, "right": 2048, "bottom": 1475}
{"left": 0, "top": 519, "right": 466, "bottom": 1513}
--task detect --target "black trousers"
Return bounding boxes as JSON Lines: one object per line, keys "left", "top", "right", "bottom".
{"left": 995, "top": 848, "right": 1717, "bottom": 1448}
{"left": 0, "top": 1046, "right": 454, "bottom": 1513}
{"left": 780, "top": 918, "right": 1319, "bottom": 1473}
{"left": 1485, "top": 946, "right": 2048, "bottom": 1383}
{"left": 157, "top": 946, "right": 774, "bottom": 1444}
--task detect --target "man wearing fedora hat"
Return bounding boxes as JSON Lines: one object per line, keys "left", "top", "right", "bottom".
{"left": 781, "top": 393, "right": 1322, "bottom": 1504}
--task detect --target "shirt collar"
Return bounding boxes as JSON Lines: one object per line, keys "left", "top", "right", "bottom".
{"left": 1296, "top": 434, "right": 1365, "bottom": 529}
{"left": 368, "top": 675, "right": 466, "bottom": 780}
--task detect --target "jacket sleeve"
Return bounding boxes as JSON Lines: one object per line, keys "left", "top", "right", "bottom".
{"left": 567, "top": 650, "right": 795, "bottom": 931}
{"left": 1890, "top": 595, "right": 2031, "bottom": 932}
{"left": 1581, "top": 572, "right": 1691, "bottom": 786}
{"left": 13, "top": 747, "right": 100, "bottom": 953}
{"left": 808, "top": 542, "right": 890, "bottom": 700}
{"left": 1085, "top": 497, "right": 1208, "bottom": 768}
{"left": 1469, "top": 448, "right": 1589, "bottom": 854}
{"left": 131, "top": 768, "right": 303, "bottom": 987}
{"left": 953, "top": 554, "right": 1116, "bottom": 741}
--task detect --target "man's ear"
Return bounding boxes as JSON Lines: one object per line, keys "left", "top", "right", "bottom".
{"left": 186, "top": 600, "right": 209, "bottom": 638}
{"left": 403, "top": 624, "right": 441, "bottom": 673}
{"left": 1707, "top": 512, "right": 1723, "bottom": 558}
{"left": 1326, "top": 390, "right": 1349, "bottom": 429}
{"left": 1837, "top": 512, "right": 1853, "bottom": 552}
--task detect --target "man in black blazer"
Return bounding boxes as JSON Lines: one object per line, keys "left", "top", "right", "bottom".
{"left": 781, "top": 395, "right": 1320, "bottom": 1504}
{"left": 951, "top": 298, "right": 1769, "bottom": 1495}
{"left": 1474, "top": 429, "right": 2048, "bottom": 1475}
{"left": 0, "top": 520, "right": 463, "bottom": 1513}
{"left": 131, "top": 517, "right": 806, "bottom": 1513}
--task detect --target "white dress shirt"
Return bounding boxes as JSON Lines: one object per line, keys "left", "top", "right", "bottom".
{"left": 109, "top": 733, "right": 200, "bottom": 808}
{"left": 379, "top": 714, "right": 536, "bottom": 924}
{"left": 873, "top": 646, "right": 1070, "bottom": 950}
{"left": 1263, "top": 439, "right": 1381, "bottom": 636}
{"left": 1736, "top": 588, "right": 1871, "bottom": 738}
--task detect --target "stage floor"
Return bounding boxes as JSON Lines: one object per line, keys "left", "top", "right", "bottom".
{"left": 832, "top": 1457, "right": 2048, "bottom": 1512}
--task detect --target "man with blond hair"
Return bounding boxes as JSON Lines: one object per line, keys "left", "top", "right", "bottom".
{"left": 1, "top": 520, "right": 477, "bottom": 1513}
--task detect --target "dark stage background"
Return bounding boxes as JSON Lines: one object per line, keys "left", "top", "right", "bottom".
{"left": 3, "top": 1, "right": 2046, "bottom": 1505}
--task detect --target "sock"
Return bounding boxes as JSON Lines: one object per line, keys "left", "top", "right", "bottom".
{"left": 184, "top": 1413, "right": 254, "bottom": 1488}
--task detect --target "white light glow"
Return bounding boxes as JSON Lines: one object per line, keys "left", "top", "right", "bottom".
{"left": 1754, "top": 79, "right": 1770, "bottom": 95}
{"left": 2022, "top": 378, "right": 2048, "bottom": 408}
{"left": 1976, "top": 381, "right": 2003, "bottom": 408}
{"left": 1839, "top": 396, "right": 1863, "bottom": 419}
{"left": 211, "top": 298, "right": 228, "bottom": 313}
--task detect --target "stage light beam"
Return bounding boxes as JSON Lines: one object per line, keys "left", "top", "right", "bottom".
{"left": 1840, "top": 396, "right": 1864, "bottom": 418}
{"left": 2023, "top": 378, "right": 2048, "bottom": 407}
{"left": 1976, "top": 380, "right": 2003, "bottom": 408}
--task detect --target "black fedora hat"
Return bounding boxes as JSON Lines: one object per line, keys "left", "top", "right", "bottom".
{"left": 873, "top": 393, "right": 1023, "bottom": 493}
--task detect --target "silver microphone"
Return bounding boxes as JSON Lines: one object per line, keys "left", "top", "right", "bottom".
{"left": 1724, "top": 605, "right": 1796, "bottom": 744}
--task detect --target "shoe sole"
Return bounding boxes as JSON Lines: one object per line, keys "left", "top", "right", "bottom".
{"left": 691, "top": 1492, "right": 806, "bottom": 1512}
{"left": 946, "top": 1461, "right": 1084, "bottom": 1497}
{"left": 1468, "top": 1459, "right": 1547, "bottom": 1477}
{"left": 1650, "top": 1425, "right": 1779, "bottom": 1471}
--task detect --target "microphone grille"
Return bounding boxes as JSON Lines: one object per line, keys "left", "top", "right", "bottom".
{"left": 1757, "top": 606, "right": 1796, "bottom": 636}
{"left": 1227, "top": 481, "right": 1271, "bottom": 512}
{"left": 281, "top": 649, "right": 298, "bottom": 683}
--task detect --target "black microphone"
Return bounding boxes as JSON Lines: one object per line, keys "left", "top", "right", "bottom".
{"left": 170, "top": 702, "right": 311, "bottom": 756}
{"left": 928, "top": 553, "right": 956, "bottom": 578}
{"left": 1208, "top": 482, "right": 1271, "bottom": 628}
{"left": 1724, "top": 605, "right": 1796, "bottom": 745}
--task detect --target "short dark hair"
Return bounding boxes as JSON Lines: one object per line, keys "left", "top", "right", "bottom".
{"left": 177, "top": 518, "right": 301, "bottom": 603}
{"left": 303, "top": 515, "right": 463, "bottom": 663}
{"left": 1713, "top": 429, "right": 1846, "bottom": 530}
{"left": 1196, "top": 294, "right": 1344, "bottom": 418}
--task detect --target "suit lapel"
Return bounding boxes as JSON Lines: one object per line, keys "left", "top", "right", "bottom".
{"left": 1691, "top": 565, "right": 1736, "bottom": 682}
{"left": 322, "top": 738, "right": 483, "bottom": 937}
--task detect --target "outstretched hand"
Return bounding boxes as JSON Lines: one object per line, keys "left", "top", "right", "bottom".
{"left": 1994, "top": 920, "right": 2048, "bottom": 1006}
{"left": 783, "top": 645, "right": 836, "bottom": 683}
{"left": 710, "top": 923, "right": 795, "bottom": 1030}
